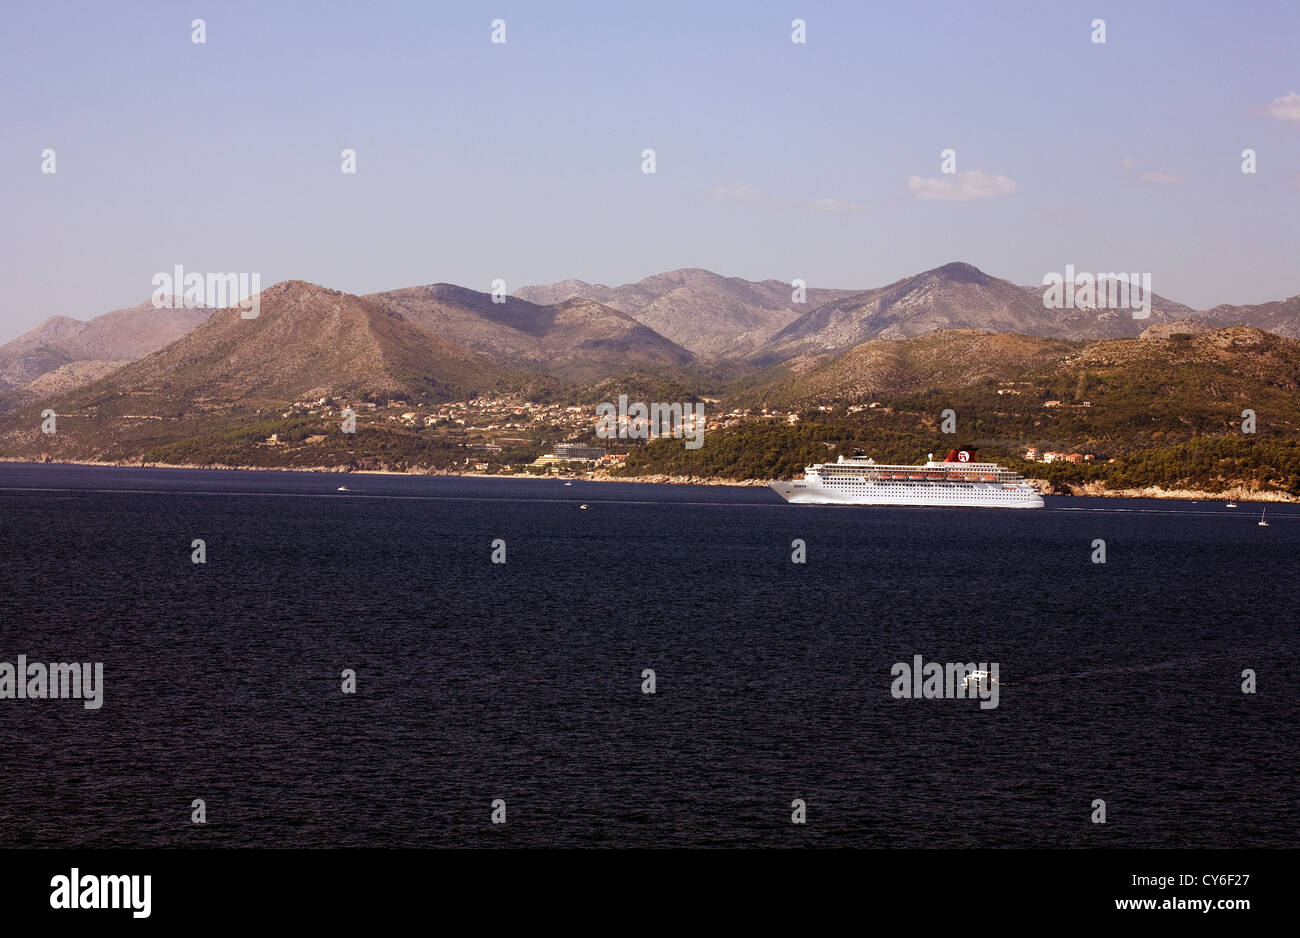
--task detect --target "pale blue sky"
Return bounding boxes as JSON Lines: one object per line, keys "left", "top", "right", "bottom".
{"left": 2, "top": 0, "right": 1298, "bottom": 342}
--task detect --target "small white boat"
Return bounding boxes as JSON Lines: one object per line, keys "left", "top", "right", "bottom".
{"left": 337, "top": 486, "right": 349, "bottom": 491}
{"left": 961, "top": 670, "right": 997, "bottom": 692}
{"left": 1225, "top": 502, "right": 1237, "bottom": 508}
{"left": 1259, "top": 507, "right": 1268, "bottom": 527}
{"left": 564, "top": 482, "right": 572, "bottom": 486}
{"left": 579, "top": 504, "right": 588, "bottom": 510}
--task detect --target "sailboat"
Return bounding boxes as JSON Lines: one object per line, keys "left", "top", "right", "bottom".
{"left": 1259, "top": 506, "right": 1269, "bottom": 527}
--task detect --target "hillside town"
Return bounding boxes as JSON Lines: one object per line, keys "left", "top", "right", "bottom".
{"left": 260, "top": 393, "right": 1108, "bottom": 474}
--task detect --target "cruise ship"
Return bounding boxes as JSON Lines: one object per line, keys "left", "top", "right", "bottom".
{"left": 770, "top": 448, "right": 1044, "bottom": 508}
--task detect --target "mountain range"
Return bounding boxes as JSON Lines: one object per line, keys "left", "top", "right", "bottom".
{"left": 1, "top": 262, "right": 1298, "bottom": 431}
{"left": 0, "top": 297, "right": 209, "bottom": 395}
{"left": 512, "top": 268, "right": 858, "bottom": 358}
{"left": 364, "top": 283, "right": 692, "bottom": 383}
{"left": 63, "top": 281, "right": 521, "bottom": 415}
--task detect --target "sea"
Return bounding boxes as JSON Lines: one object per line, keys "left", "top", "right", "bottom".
{"left": 0, "top": 463, "right": 1295, "bottom": 848}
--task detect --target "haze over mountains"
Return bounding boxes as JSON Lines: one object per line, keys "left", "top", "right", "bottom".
{"left": 3, "top": 262, "right": 1298, "bottom": 413}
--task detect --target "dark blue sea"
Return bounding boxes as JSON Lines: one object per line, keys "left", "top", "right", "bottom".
{"left": 0, "top": 463, "right": 1295, "bottom": 847}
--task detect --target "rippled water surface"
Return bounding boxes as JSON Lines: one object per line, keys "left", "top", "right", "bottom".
{"left": 0, "top": 463, "right": 1295, "bottom": 847}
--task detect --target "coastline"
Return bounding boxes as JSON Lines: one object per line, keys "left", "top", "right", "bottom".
{"left": 1, "top": 456, "right": 1295, "bottom": 502}
{"left": 1047, "top": 481, "right": 1294, "bottom": 502}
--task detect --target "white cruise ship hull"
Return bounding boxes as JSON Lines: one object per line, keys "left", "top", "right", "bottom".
{"left": 770, "top": 479, "right": 1044, "bottom": 508}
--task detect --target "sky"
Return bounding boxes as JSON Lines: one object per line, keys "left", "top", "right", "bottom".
{"left": 2, "top": 0, "right": 1298, "bottom": 342}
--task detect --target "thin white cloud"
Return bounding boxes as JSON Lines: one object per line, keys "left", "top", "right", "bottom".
{"left": 807, "top": 197, "right": 867, "bottom": 214}
{"left": 1262, "top": 91, "right": 1300, "bottom": 121}
{"left": 1139, "top": 171, "right": 1183, "bottom": 184}
{"left": 709, "top": 183, "right": 762, "bottom": 203}
{"left": 907, "top": 170, "right": 1017, "bottom": 202}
